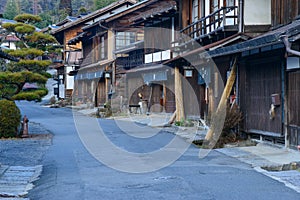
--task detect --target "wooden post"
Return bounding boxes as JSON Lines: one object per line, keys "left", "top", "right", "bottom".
{"left": 105, "top": 65, "right": 109, "bottom": 103}
{"left": 205, "top": 58, "right": 237, "bottom": 142}
{"left": 175, "top": 66, "right": 185, "bottom": 122}
{"left": 168, "top": 110, "right": 177, "bottom": 124}
{"left": 163, "top": 82, "right": 167, "bottom": 111}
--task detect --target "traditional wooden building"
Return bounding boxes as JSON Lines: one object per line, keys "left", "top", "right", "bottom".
{"left": 100, "top": 0, "right": 180, "bottom": 114}
{"left": 163, "top": 0, "right": 271, "bottom": 122}
{"left": 51, "top": 16, "right": 84, "bottom": 99}
{"left": 69, "top": 19, "right": 114, "bottom": 107}
{"left": 192, "top": 0, "right": 300, "bottom": 148}
{"left": 50, "top": 0, "right": 300, "bottom": 149}
{"left": 206, "top": 22, "right": 295, "bottom": 145}
{"left": 67, "top": 1, "right": 138, "bottom": 107}
{"left": 51, "top": 0, "right": 136, "bottom": 101}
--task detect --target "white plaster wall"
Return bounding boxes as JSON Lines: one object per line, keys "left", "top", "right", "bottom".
{"left": 205, "top": 0, "right": 210, "bottom": 32}
{"left": 108, "top": 30, "right": 114, "bottom": 60}
{"left": 244, "top": 0, "right": 271, "bottom": 25}
{"left": 1, "top": 42, "right": 17, "bottom": 50}
{"left": 66, "top": 66, "right": 74, "bottom": 90}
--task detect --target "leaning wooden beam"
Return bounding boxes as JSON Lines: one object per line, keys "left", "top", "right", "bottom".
{"left": 168, "top": 110, "right": 177, "bottom": 124}
{"left": 205, "top": 58, "right": 237, "bottom": 144}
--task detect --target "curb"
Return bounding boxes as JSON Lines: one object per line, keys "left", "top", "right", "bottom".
{"left": 216, "top": 147, "right": 300, "bottom": 193}
{"left": 254, "top": 167, "right": 300, "bottom": 193}
{"left": 0, "top": 165, "right": 9, "bottom": 179}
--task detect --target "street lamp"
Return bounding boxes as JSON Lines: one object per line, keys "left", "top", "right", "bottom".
{"left": 104, "top": 71, "right": 111, "bottom": 79}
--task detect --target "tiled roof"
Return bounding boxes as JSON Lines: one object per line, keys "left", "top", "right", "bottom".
{"left": 208, "top": 19, "right": 300, "bottom": 58}
{"left": 51, "top": 0, "right": 137, "bottom": 34}
{"left": 4, "top": 34, "right": 20, "bottom": 42}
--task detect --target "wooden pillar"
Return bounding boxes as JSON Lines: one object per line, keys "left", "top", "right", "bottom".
{"left": 105, "top": 65, "right": 109, "bottom": 103}
{"left": 163, "top": 82, "right": 167, "bottom": 111}
{"left": 175, "top": 66, "right": 185, "bottom": 121}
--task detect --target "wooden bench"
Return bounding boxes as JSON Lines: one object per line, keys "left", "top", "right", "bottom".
{"left": 129, "top": 104, "right": 141, "bottom": 114}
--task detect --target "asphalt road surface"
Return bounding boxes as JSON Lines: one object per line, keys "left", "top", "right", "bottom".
{"left": 15, "top": 101, "right": 300, "bottom": 200}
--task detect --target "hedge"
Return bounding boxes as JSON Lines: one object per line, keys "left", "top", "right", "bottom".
{"left": 0, "top": 100, "right": 21, "bottom": 138}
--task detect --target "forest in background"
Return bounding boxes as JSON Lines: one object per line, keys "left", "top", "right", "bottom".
{"left": 1, "top": 0, "right": 130, "bottom": 28}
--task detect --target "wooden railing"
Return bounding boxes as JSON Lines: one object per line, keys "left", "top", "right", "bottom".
{"left": 116, "top": 51, "right": 144, "bottom": 69}
{"left": 175, "top": 6, "right": 238, "bottom": 46}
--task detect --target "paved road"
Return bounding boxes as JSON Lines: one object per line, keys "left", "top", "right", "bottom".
{"left": 15, "top": 101, "right": 300, "bottom": 200}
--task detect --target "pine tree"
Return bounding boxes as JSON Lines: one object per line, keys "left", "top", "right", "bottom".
{"left": 59, "top": 0, "right": 72, "bottom": 16}
{"left": 93, "top": 0, "right": 118, "bottom": 10}
{"left": 72, "top": 0, "right": 94, "bottom": 14}
{"left": 0, "top": 13, "right": 58, "bottom": 101}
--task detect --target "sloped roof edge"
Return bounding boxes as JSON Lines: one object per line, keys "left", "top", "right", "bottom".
{"left": 51, "top": 0, "right": 137, "bottom": 34}
{"left": 208, "top": 19, "right": 300, "bottom": 58}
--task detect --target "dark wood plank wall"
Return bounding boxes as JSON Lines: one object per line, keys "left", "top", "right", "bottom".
{"left": 97, "top": 81, "right": 106, "bottom": 105}
{"left": 239, "top": 56, "right": 283, "bottom": 135}
{"left": 288, "top": 71, "right": 300, "bottom": 126}
{"left": 272, "top": 0, "right": 299, "bottom": 27}
{"left": 287, "top": 71, "right": 300, "bottom": 147}
{"left": 81, "top": 38, "right": 93, "bottom": 67}
{"left": 183, "top": 69, "right": 204, "bottom": 118}
{"left": 127, "top": 74, "right": 176, "bottom": 113}
{"left": 165, "top": 86, "right": 176, "bottom": 113}
{"left": 181, "top": 0, "right": 191, "bottom": 28}
{"left": 144, "top": 18, "right": 173, "bottom": 53}
{"left": 93, "top": 36, "right": 100, "bottom": 62}
{"left": 150, "top": 84, "right": 163, "bottom": 112}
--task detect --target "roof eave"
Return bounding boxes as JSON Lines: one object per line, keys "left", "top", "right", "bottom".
{"left": 51, "top": 0, "right": 137, "bottom": 34}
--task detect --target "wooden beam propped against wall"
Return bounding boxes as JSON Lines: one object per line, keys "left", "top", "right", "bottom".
{"left": 205, "top": 57, "right": 237, "bottom": 145}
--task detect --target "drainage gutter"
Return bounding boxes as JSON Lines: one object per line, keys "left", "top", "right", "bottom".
{"left": 282, "top": 36, "right": 300, "bottom": 56}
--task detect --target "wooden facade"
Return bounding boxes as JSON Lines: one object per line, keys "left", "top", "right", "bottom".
{"left": 52, "top": 0, "right": 300, "bottom": 148}
{"left": 102, "top": 0, "right": 179, "bottom": 114}
{"left": 271, "top": 0, "right": 300, "bottom": 27}
{"left": 287, "top": 70, "right": 300, "bottom": 148}
{"left": 126, "top": 68, "right": 176, "bottom": 113}
{"left": 169, "top": 0, "right": 243, "bottom": 119}
{"left": 288, "top": 71, "right": 300, "bottom": 126}
{"left": 74, "top": 24, "right": 112, "bottom": 106}
{"left": 182, "top": 68, "right": 206, "bottom": 119}
{"left": 51, "top": 0, "right": 136, "bottom": 103}
{"left": 239, "top": 50, "right": 285, "bottom": 137}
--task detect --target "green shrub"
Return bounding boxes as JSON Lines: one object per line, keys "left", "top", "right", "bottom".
{"left": 12, "top": 89, "right": 48, "bottom": 102}
{"left": 0, "top": 100, "right": 21, "bottom": 138}
{"left": 175, "top": 118, "right": 194, "bottom": 127}
{"left": 49, "top": 96, "right": 56, "bottom": 104}
{"left": 104, "top": 101, "right": 112, "bottom": 117}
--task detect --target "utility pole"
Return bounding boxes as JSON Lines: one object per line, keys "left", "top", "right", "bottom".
{"left": 33, "top": 0, "right": 38, "bottom": 15}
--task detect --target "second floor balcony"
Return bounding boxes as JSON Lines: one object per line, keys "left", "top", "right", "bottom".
{"left": 116, "top": 49, "right": 144, "bottom": 72}
{"left": 174, "top": 6, "right": 239, "bottom": 49}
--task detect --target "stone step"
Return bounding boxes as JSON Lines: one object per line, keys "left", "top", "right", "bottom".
{"left": 0, "top": 165, "right": 42, "bottom": 199}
